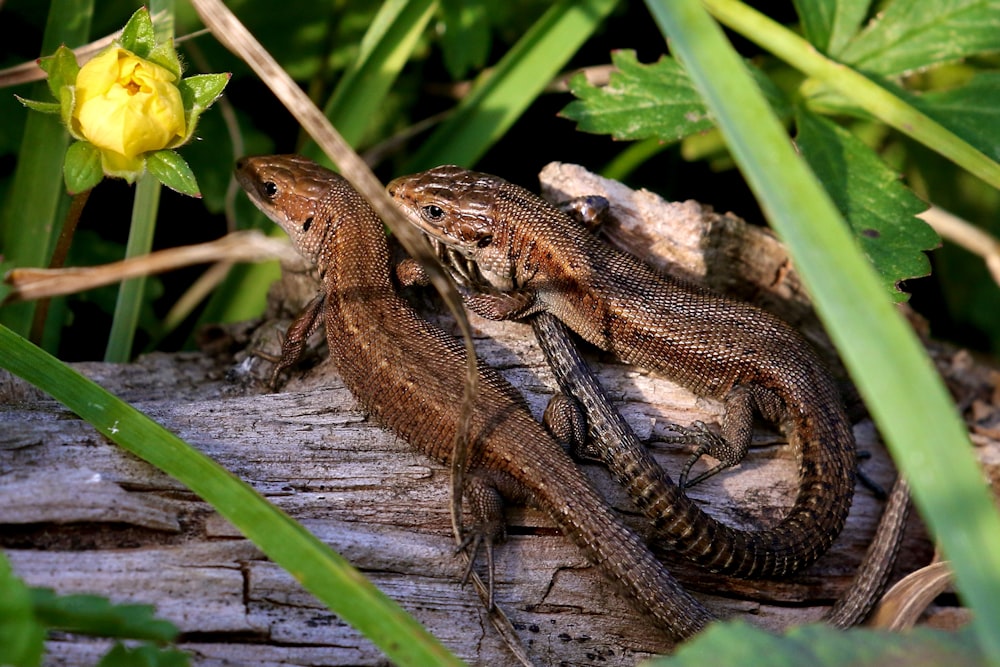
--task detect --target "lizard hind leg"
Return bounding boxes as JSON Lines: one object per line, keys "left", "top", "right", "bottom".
{"left": 667, "top": 421, "right": 740, "bottom": 488}
{"left": 666, "top": 384, "right": 759, "bottom": 488}
{"left": 542, "top": 392, "right": 600, "bottom": 462}
{"left": 456, "top": 473, "right": 520, "bottom": 610}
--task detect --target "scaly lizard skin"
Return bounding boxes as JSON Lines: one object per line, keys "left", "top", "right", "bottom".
{"left": 388, "top": 165, "right": 859, "bottom": 580}
{"left": 235, "top": 154, "right": 714, "bottom": 641}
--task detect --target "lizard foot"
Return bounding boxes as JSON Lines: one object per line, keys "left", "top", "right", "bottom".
{"left": 664, "top": 421, "right": 741, "bottom": 488}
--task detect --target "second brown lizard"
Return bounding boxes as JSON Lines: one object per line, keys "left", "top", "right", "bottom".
{"left": 388, "top": 165, "right": 859, "bottom": 580}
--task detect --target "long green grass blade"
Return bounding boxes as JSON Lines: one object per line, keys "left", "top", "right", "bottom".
{"left": 404, "top": 0, "right": 619, "bottom": 170}
{"left": 315, "top": 0, "right": 437, "bottom": 152}
{"left": 646, "top": 0, "right": 1000, "bottom": 659}
{"left": 0, "top": 324, "right": 462, "bottom": 667}
{"left": 0, "top": 0, "right": 93, "bottom": 341}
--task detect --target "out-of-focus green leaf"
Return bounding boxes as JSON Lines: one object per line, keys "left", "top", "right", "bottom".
{"left": 647, "top": 621, "right": 984, "bottom": 667}
{"left": 439, "top": 0, "right": 492, "bottom": 78}
{"left": 405, "top": 0, "right": 619, "bottom": 169}
{"left": 30, "top": 589, "right": 178, "bottom": 642}
{"left": 795, "top": 109, "right": 936, "bottom": 300}
{"left": 318, "top": 0, "right": 436, "bottom": 151}
{"left": 792, "top": 0, "right": 870, "bottom": 54}
{"left": 96, "top": 642, "right": 189, "bottom": 667}
{"left": 837, "top": 0, "right": 1000, "bottom": 76}
{"left": 914, "top": 72, "right": 1000, "bottom": 162}
{"left": 0, "top": 554, "right": 45, "bottom": 667}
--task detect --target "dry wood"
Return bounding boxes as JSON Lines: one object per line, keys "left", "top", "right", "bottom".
{"left": 3, "top": 165, "right": 996, "bottom": 666}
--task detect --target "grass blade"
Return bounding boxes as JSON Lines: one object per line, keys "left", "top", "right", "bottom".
{"left": 646, "top": 0, "right": 1000, "bottom": 658}
{"left": 0, "top": 324, "right": 463, "bottom": 667}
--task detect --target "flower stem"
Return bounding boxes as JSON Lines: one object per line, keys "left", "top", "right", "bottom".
{"left": 104, "top": 174, "right": 160, "bottom": 362}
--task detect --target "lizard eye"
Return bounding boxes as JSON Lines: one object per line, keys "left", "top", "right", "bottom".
{"left": 262, "top": 181, "right": 278, "bottom": 199}
{"left": 476, "top": 235, "right": 493, "bottom": 248}
{"left": 303, "top": 216, "right": 313, "bottom": 232}
{"left": 421, "top": 204, "right": 445, "bottom": 222}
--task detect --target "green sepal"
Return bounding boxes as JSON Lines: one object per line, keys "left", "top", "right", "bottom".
{"left": 147, "top": 150, "right": 200, "bottom": 197}
{"left": 15, "top": 96, "right": 61, "bottom": 114}
{"left": 176, "top": 73, "right": 230, "bottom": 143}
{"left": 63, "top": 141, "right": 105, "bottom": 194}
{"left": 119, "top": 7, "right": 156, "bottom": 58}
{"left": 37, "top": 44, "right": 80, "bottom": 100}
{"left": 58, "top": 84, "right": 81, "bottom": 141}
{"left": 147, "top": 39, "right": 183, "bottom": 80}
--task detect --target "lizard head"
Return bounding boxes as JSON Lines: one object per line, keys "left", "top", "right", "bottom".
{"left": 388, "top": 165, "right": 536, "bottom": 291}
{"left": 236, "top": 154, "right": 352, "bottom": 267}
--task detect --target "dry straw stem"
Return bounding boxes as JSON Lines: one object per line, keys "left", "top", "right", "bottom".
{"left": 918, "top": 205, "right": 1000, "bottom": 288}
{"left": 3, "top": 230, "right": 296, "bottom": 303}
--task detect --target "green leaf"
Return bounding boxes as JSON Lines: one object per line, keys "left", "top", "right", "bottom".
{"left": 648, "top": 621, "right": 985, "bottom": 667}
{"left": 37, "top": 44, "right": 81, "bottom": 100}
{"left": 562, "top": 50, "right": 713, "bottom": 142}
{"left": 561, "top": 50, "right": 789, "bottom": 144}
{"left": 915, "top": 72, "right": 1000, "bottom": 162}
{"left": 119, "top": 7, "right": 156, "bottom": 58}
{"left": 794, "top": 109, "right": 936, "bottom": 300}
{"left": 177, "top": 73, "right": 231, "bottom": 141}
{"left": 147, "top": 39, "right": 183, "bottom": 80}
{"left": 146, "top": 150, "right": 200, "bottom": 197}
{"left": 15, "top": 97, "right": 61, "bottom": 114}
{"left": 0, "top": 0, "right": 89, "bottom": 342}
{"left": 96, "top": 642, "right": 189, "bottom": 667}
{"left": 792, "top": 0, "right": 870, "bottom": 54}
{"left": 838, "top": 0, "right": 1000, "bottom": 76}
{"left": 30, "top": 589, "right": 178, "bottom": 642}
{"left": 0, "top": 553, "right": 45, "bottom": 667}
{"left": 439, "top": 0, "right": 492, "bottom": 79}
{"left": 62, "top": 141, "right": 104, "bottom": 194}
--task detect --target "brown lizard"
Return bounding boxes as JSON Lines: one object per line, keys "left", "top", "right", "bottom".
{"left": 234, "top": 154, "right": 715, "bottom": 641}
{"left": 387, "top": 165, "right": 861, "bottom": 582}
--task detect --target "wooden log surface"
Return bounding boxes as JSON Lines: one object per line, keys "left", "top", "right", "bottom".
{"left": 2, "top": 164, "right": 997, "bottom": 666}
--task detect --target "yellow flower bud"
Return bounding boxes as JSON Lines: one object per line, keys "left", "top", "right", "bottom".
{"left": 72, "top": 47, "right": 186, "bottom": 166}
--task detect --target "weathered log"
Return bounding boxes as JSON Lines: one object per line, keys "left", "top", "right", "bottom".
{"left": 3, "top": 164, "right": 992, "bottom": 666}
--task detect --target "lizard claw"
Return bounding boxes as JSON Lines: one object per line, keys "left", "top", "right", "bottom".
{"left": 456, "top": 529, "right": 496, "bottom": 610}
{"left": 664, "top": 421, "right": 739, "bottom": 488}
